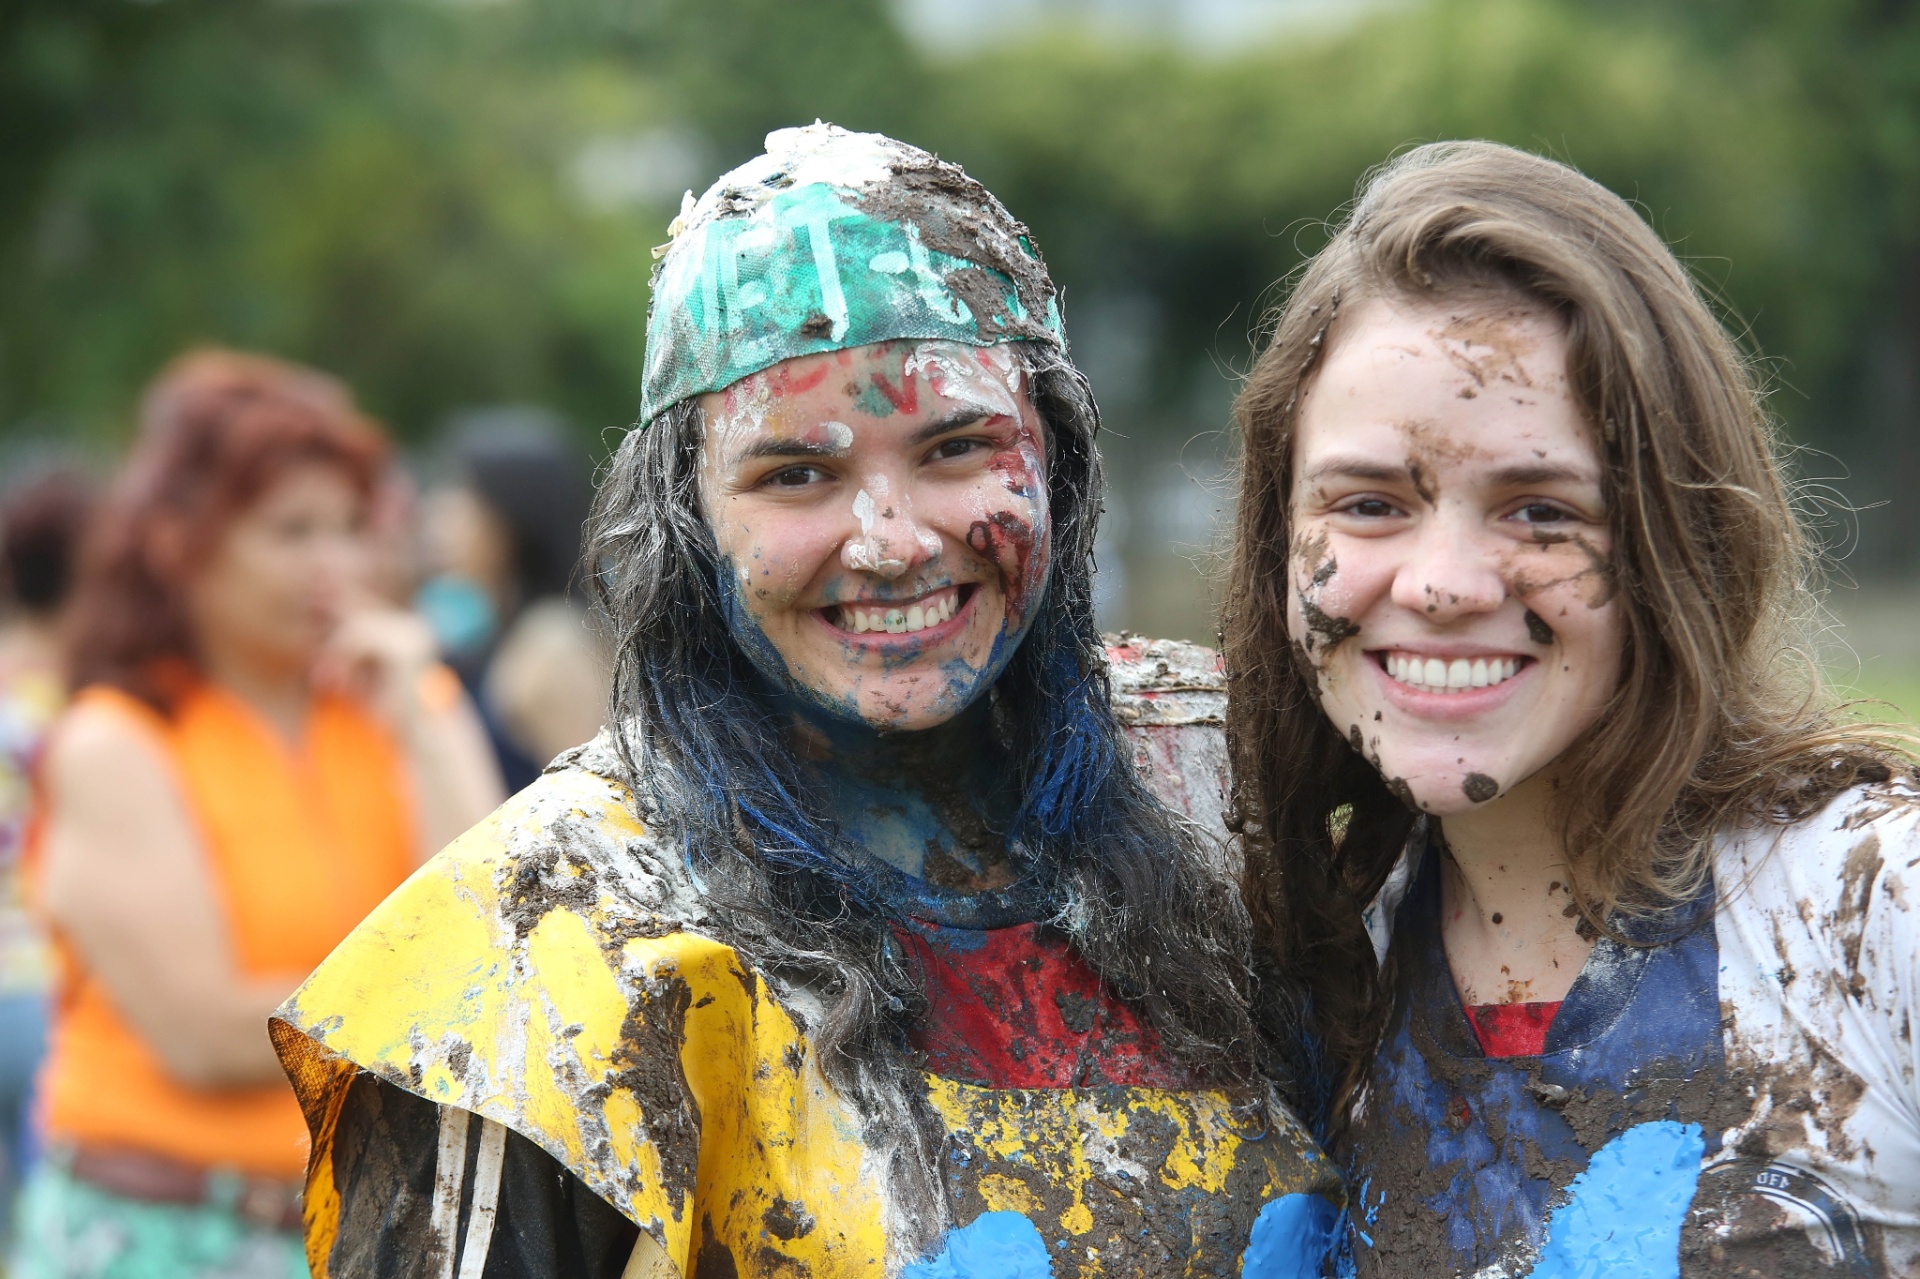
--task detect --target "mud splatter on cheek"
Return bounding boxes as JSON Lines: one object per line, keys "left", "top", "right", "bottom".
{"left": 1286, "top": 521, "right": 1359, "bottom": 666}
{"left": 1524, "top": 609, "right": 1554, "bottom": 645}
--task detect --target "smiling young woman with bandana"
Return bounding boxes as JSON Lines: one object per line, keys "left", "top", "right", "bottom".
{"left": 270, "top": 125, "right": 1340, "bottom": 1279}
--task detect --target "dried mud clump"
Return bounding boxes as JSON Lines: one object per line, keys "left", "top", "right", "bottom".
{"left": 850, "top": 162, "right": 1057, "bottom": 347}
{"left": 500, "top": 837, "right": 603, "bottom": 939}
{"left": 606, "top": 972, "right": 701, "bottom": 1214}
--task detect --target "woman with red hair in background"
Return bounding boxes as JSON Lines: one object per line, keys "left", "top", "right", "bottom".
{"left": 10, "top": 350, "right": 503, "bottom": 1279}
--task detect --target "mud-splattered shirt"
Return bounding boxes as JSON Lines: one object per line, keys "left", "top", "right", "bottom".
{"left": 273, "top": 639, "right": 1342, "bottom": 1279}
{"left": 1350, "top": 782, "right": 1920, "bottom": 1278}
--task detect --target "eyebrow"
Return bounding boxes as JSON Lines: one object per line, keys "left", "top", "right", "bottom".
{"left": 1300, "top": 457, "right": 1596, "bottom": 487}
{"left": 727, "top": 402, "right": 1008, "bottom": 466}
{"left": 1300, "top": 459, "right": 1407, "bottom": 485}
{"left": 905, "top": 402, "right": 1006, "bottom": 447}
{"left": 727, "top": 437, "right": 845, "bottom": 465}
{"left": 1485, "top": 461, "right": 1597, "bottom": 486}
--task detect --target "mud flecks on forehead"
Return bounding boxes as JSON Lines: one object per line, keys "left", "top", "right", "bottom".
{"left": 1433, "top": 310, "right": 1547, "bottom": 390}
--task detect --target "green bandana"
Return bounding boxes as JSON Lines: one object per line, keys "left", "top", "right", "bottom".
{"left": 640, "top": 123, "right": 1064, "bottom": 425}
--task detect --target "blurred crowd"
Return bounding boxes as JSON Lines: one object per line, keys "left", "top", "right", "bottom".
{"left": 0, "top": 349, "right": 609, "bottom": 1278}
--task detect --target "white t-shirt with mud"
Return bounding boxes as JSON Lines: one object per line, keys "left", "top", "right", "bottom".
{"left": 1349, "top": 781, "right": 1920, "bottom": 1277}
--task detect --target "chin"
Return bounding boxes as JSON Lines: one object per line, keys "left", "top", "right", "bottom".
{"left": 1374, "top": 759, "right": 1511, "bottom": 814}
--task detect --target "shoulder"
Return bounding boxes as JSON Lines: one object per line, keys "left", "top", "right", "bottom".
{"left": 1718, "top": 775, "right": 1920, "bottom": 924}
{"left": 308, "top": 733, "right": 701, "bottom": 968}
{"left": 278, "top": 733, "right": 707, "bottom": 1047}
{"left": 40, "top": 688, "right": 176, "bottom": 806}
{"left": 1103, "top": 633, "right": 1225, "bottom": 728}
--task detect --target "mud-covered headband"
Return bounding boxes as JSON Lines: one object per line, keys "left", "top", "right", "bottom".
{"left": 639, "top": 123, "right": 1064, "bottom": 426}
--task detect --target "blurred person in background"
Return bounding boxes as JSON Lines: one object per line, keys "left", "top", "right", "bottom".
{"left": 10, "top": 350, "right": 503, "bottom": 1279}
{"left": 417, "top": 410, "right": 610, "bottom": 793}
{"left": 0, "top": 467, "right": 96, "bottom": 1250}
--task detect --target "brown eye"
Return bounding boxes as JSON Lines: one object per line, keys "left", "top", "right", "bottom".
{"left": 1513, "top": 502, "right": 1572, "bottom": 525}
{"left": 768, "top": 465, "right": 827, "bottom": 488}
{"left": 933, "top": 439, "right": 983, "bottom": 461}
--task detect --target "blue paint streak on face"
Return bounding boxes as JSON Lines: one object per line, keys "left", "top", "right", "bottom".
{"left": 714, "top": 554, "right": 863, "bottom": 723}
{"left": 902, "top": 1211, "right": 1053, "bottom": 1279}
{"left": 1241, "top": 1193, "right": 1340, "bottom": 1279}
{"left": 1524, "top": 1121, "right": 1703, "bottom": 1279}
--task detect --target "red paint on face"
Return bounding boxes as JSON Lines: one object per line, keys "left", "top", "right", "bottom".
{"left": 967, "top": 511, "right": 1038, "bottom": 613}
{"left": 867, "top": 370, "right": 920, "bottom": 415}
{"left": 770, "top": 361, "right": 832, "bottom": 395}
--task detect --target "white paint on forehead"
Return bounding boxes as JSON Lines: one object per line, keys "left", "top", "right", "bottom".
{"left": 823, "top": 420, "right": 854, "bottom": 450}
{"left": 902, "top": 341, "right": 1022, "bottom": 420}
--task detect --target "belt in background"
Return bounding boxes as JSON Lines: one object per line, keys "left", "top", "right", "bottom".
{"left": 60, "top": 1142, "right": 304, "bottom": 1234}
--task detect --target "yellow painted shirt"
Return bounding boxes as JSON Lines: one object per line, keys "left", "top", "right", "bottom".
{"left": 273, "top": 641, "right": 1339, "bottom": 1279}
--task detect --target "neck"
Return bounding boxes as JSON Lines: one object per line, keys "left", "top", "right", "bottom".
{"left": 196, "top": 634, "right": 312, "bottom": 745}
{"left": 790, "top": 697, "right": 1016, "bottom": 890}
{"left": 1436, "top": 767, "right": 1592, "bottom": 1005}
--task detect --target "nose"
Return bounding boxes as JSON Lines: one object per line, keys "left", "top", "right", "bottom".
{"left": 839, "top": 484, "right": 939, "bottom": 580}
{"left": 1389, "top": 506, "right": 1506, "bottom": 622}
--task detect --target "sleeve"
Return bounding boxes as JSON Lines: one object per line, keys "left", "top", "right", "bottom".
{"left": 320, "top": 1071, "right": 640, "bottom": 1279}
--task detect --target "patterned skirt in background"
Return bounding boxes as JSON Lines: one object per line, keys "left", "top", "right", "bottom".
{"left": 7, "top": 1161, "right": 305, "bottom": 1279}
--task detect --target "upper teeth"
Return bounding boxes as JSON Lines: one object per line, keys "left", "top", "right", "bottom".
{"left": 840, "top": 590, "right": 958, "bottom": 635}
{"left": 1386, "top": 653, "right": 1520, "bottom": 691}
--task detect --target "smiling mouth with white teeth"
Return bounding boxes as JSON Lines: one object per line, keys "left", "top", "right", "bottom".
{"left": 1383, "top": 651, "right": 1525, "bottom": 692}
{"left": 830, "top": 585, "right": 969, "bottom": 636}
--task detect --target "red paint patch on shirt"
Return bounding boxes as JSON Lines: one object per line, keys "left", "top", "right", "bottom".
{"left": 899, "top": 922, "right": 1186, "bottom": 1089}
{"left": 1467, "top": 1000, "right": 1562, "bottom": 1058}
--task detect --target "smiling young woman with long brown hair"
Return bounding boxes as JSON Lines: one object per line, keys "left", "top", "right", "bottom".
{"left": 1224, "top": 141, "right": 1920, "bottom": 1276}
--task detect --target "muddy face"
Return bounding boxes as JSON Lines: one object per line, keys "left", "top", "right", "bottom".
{"left": 1285, "top": 297, "right": 1623, "bottom": 815}
{"left": 698, "top": 339, "right": 1050, "bottom": 732}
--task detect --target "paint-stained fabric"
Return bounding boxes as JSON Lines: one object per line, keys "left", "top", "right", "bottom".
{"left": 273, "top": 640, "right": 1341, "bottom": 1279}
{"left": 640, "top": 123, "right": 1062, "bottom": 424}
{"left": 1350, "top": 781, "right": 1920, "bottom": 1278}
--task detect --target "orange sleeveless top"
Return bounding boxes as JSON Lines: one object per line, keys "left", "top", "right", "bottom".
{"left": 35, "top": 682, "right": 417, "bottom": 1177}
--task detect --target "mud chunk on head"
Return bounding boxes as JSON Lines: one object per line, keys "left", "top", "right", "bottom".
{"left": 1462, "top": 773, "right": 1500, "bottom": 803}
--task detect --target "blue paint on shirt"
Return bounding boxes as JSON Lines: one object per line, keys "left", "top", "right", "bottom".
{"left": 1351, "top": 853, "right": 1722, "bottom": 1275}
{"left": 1527, "top": 1120, "right": 1704, "bottom": 1279}
{"left": 904, "top": 1211, "right": 1054, "bottom": 1279}
{"left": 1242, "top": 1193, "right": 1341, "bottom": 1278}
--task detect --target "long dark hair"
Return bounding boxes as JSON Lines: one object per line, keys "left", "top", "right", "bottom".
{"left": 587, "top": 341, "right": 1312, "bottom": 1233}
{"left": 1224, "top": 140, "right": 1908, "bottom": 1133}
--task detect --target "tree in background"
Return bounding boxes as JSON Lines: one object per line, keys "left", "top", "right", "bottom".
{"left": 0, "top": 0, "right": 1914, "bottom": 569}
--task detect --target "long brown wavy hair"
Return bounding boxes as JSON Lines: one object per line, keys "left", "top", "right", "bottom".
{"left": 1223, "top": 140, "right": 1909, "bottom": 1129}
{"left": 67, "top": 348, "right": 387, "bottom": 712}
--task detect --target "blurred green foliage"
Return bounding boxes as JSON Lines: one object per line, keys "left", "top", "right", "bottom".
{"left": 2, "top": 0, "right": 1916, "bottom": 562}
